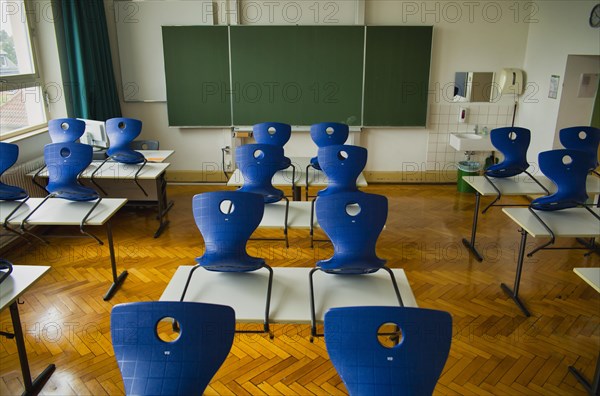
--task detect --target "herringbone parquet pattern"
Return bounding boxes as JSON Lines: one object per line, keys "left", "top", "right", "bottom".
{"left": 0, "top": 184, "right": 598, "bottom": 395}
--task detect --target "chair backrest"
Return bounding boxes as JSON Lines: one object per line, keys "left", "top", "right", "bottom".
{"left": 130, "top": 140, "right": 159, "bottom": 150}
{"left": 48, "top": 118, "right": 86, "bottom": 143}
{"left": 310, "top": 122, "right": 349, "bottom": 148}
{"left": 106, "top": 118, "right": 145, "bottom": 163}
{"left": 559, "top": 126, "right": 600, "bottom": 170}
{"left": 316, "top": 192, "right": 386, "bottom": 273}
{"left": 531, "top": 149, "right": 590, "bottom": 211}
{"left": 318, "top": 145, "right": 367, "bottom": 196}
{"left": 485, "top": 127, "right": 531, "bottom": 178}
{"left": 111, "top": 301, "right": 235, "bottom": 396}
{"left": 253, "top": 122, "right": 292, "bottom": 147}
{"left": 236, "top": 144, "right": 286, "bottom": 203}
{"left": 324, "top": 306, "right": 452, "bottom": 396}
{"left": 0, "top": 142, "right": 28, "bottom": 200}
{"left": 44, "top": 142, "right": 96, "bottom": 200}
{"left": 193, "top": 191, "right": 265, "bottom": 270}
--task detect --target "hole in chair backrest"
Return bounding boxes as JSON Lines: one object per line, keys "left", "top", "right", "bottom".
{"left": 562, "top": 155, "right": 573, "bottom": 166}
{"left": 118, "top": 121, "right": 126, "bottom": 130}
{"left": 61, "top": 122, "right": 69, "bottom": 131}
{"left": 345, "top": 202, "right": 361, "bottom": 216}
{"left": 337, "top": 150, "right": 349, "bottom": 161}
{"left": 60, "top": 147, "right": 71, "bottom": 158}
{"left": 326, "top": 127, "right": 334, "bottom": 136}
{"left": 253, "top": 149, "right": 265, "bottom": 160}
{"left": 268, "top": 126, "right": 276, "bottom": 135}
{"left": 578, "top": 131, "right": 587, "bottom": 140}
{"left": 141, "top": 143, "right": 149, "bottom": 150}
{"left": 156, "top": 317, "right": 181, "bottom": 343}
{"left": 508, "top": 131, "right": 517, "bottom": 141}
{"left": 377, "top": 322, "right": 403, "bottom": 348}
{"left": 219, "top": 199, "right": 235, "bottom": 215}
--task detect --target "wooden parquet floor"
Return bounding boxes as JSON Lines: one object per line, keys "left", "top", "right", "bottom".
{"left": 0, "top": 184, "right": 598, "bottom": 395}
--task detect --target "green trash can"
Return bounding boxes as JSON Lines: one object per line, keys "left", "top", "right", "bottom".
{"left": 457, "top": 161, "right": 481, "bottom": 193}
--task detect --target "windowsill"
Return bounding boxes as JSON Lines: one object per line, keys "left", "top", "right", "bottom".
{"left": 2, "top": 126, "right": 49, "bottom": 143}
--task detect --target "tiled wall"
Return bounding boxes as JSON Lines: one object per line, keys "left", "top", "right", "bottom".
{"left": 426, "top": 103, "right": 516, "bottom": 171}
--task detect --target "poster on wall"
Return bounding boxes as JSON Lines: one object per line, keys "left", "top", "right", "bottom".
{"left": 548, "top": 75, "right": 560, "bottom": 99}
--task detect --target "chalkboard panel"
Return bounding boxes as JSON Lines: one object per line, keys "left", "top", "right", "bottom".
{"left": 364, "top": 26, "right": 432, "bottom": 127}
{"left": 230, "top": 26, "right": 364, "bottom": 126}
{"left": 163, "top": 26, "right": 231, "bottom": 126}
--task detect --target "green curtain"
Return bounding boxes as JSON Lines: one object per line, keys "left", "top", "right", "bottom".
{"left": 57, "top": 0, "right": 121, "bottom": 119}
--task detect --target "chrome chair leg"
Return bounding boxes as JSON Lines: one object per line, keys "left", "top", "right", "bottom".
{"left": 91, "top": 157, "right": 111, "bottom": 196}
{"left": 133, "top": 159, "right": 149, "bottom": 197}
{"left": 80, "top": 198, "right": 104, "bottom": 245}
{"left": 526, "top": 206, "right": 555, "bottom": 257}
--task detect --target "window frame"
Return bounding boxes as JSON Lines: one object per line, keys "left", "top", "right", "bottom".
{"left": 0, "top": 0, "right": 49, "bottom": 141}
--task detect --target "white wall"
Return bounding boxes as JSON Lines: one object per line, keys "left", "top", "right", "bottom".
{"left": 517, "top": 1, "right": 600, "bottom": 164}
{"left": 553, "top": 55, "right": 600, "bottom": 148}
{"left": 105, "top": 0, "right": 530, "bottom": 174}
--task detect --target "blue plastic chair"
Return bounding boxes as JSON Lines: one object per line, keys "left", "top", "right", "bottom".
{"left": 0, "top": 143, "right": 37, "bottom": 242}
{"left": 179, "top": 191, "right": 274, "bottom": 335}
{"left": 309, "top": 144, "right": 367, "bottom": 247}
{"left": 22, "top": 142, "right": 103, "bottom": 244}
{"left": 252, "top": 122, "right": 296, "bottom": 190}
{"left": 111, "top": 301, "right": 235, "bottom": 396}
{"left": 48, "top": 118, "right": 86, "bottom": 143}
{"left": 93, "top": 117, "right": 148, "bottom": 196}
{"left": 309, "top": 192, "right": 403, "bottom": 339}
{"left": 324, "top": 306, "right": 452, "bottom": 396}
{"left": 483, "top": 127, "right": 548, "bottom": 212}
{"left": 527, "top": 149, "right": 600, "bottom": 256}
{"left": 236, "top": 144, "right": 290, "bottom": 247}
{"left": 306, "top": 122, "right": 349, "bottom": 200}
{"left": 559, "top": 126, "right": 600, "bottom": 174}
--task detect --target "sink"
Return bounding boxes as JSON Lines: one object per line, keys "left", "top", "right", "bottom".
{"left": 449, "top": 133, "right": 495, "bottom": 151}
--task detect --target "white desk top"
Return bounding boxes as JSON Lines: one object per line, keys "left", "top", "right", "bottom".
{"left": 464, "top": 175, "right": 600, "bottom": 196}
{"left": 0, "top": 265, "right": 50, "bottom": 311}
{"left": 1, "top": 198, "right": 127, "bottom": 226}
{"left": 573, "top": 268, "right": 600, "bottom": 293}
{"left": 30, "top": 161, "right": 170, "bottom": 180}
{"left": 502, "top": 207, "right": 600, "bottom": 238}
{"left": 137, "top": 150, "right": 174, "bottom": 163}
{"left": 260, "top": 201, "right": 317, "bottom": 229}
{"left": 161, "top": 266, "right": 417, "bottom": 324}
{"left": 227, "top": 157, "right": 368, "bottom": 188}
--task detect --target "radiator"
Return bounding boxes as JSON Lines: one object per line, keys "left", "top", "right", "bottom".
{"left": 1, "top": 156, "right": 47, "bottom": 198}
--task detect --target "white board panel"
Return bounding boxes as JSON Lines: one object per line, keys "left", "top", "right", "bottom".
{"left": 114, "top": 0, "right": 213, "bottom": 102}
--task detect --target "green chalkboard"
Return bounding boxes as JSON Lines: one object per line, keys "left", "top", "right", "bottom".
{"left": 230, "top": 26, "right": 364, "bottom": 126}
{"left": 364, "top": 26, "right": 432, "bottom": 127}
{"left": 162, "top": 26, "right": 231, "bottom": 126}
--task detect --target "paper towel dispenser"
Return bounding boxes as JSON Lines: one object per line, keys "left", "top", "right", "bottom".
{"left": 497, "top": 68, "right": 524, "bottom": 95}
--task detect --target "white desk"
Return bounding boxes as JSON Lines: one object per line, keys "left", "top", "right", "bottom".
{"left": 500, "top": 207, "right": 600, "bottom": 317}
{"left": 136, "top": 149, "right": 174, "bottom": 163}
{"left": 30, "top": 161, "right": 173, "bottom": 238}
{"left": 0, "top": 265, "right": 54, "bottom": 395}
{"left": 571, "top": 267, "right": 600, "bottom": 395}
{"left": 227, "top": 157, "right": 368, "bottom": 201}
{"left": 1, "top": 198, "right": 129, "bottom": 300}
{"left": 160, "top": 266, "right": 417, "bottom": 324}
{"left": 260, "top": 201, "right": 316, "bottom": 229}
{"left": 462, "top": 174, "right": 600, "bottom": 261}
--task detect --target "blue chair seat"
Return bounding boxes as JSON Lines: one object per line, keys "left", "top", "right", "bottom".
{"left": 52, "top": 185, "right": 99, "bottom": 201}
{"left": 484, "top": 127, "right": 531, "bottom": 178}
{"left": 309, "top": 156, "right": 321, "bottom": 170}
{"left": 318, "top": 257, "right": 386, "bottom": 274}
{"left": 197, "top": 255, "right": 265, "bottom": 272}
{"left": 109, "top": 150, "right": 145, "bottom": 164}
{"left": 485, "top": 162, "right": 527, "bottom": 178}
{"left": 0, "top": 184, "right": 28, "bottom": 201}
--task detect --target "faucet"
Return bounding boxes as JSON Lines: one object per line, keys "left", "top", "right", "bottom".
{"left": 473, "top": 124, "right": 479, "bottom": 135}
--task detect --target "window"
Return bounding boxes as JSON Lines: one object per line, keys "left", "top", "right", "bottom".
{"left": 0, "top": 0, "right": 47, "bottom": 139}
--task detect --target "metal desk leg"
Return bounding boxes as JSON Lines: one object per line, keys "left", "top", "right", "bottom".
{"left": 462, "top": 192, "right": 484, "bottom": 261}
{"left": 103, "top": 220, "right": 128, "bottom": 301}
{"left": 9, "top": 302, "right": 55, "bottom": 396}
{"left": 500, "top": 229, "right": 531, "bottom": 317}
{"left": 569, "top": 353, "right": 600, "bottom": 396}
{"left": 154, "top": 174, "right": 173, "bottom": 238}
